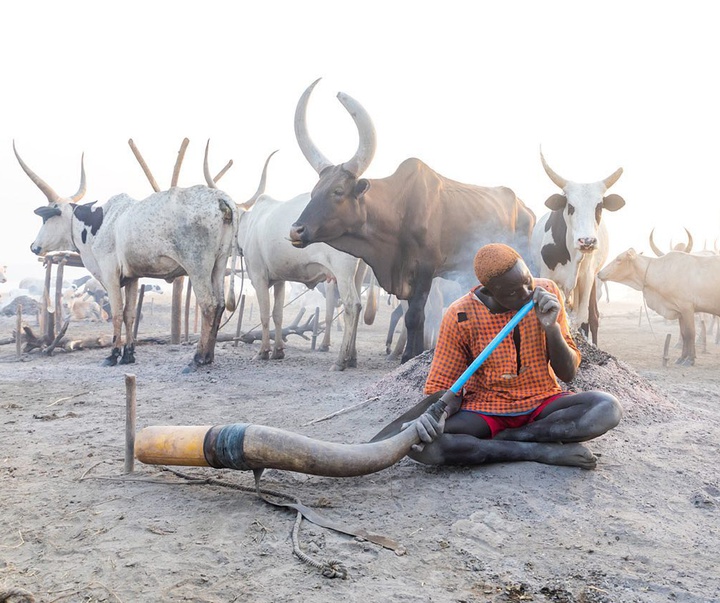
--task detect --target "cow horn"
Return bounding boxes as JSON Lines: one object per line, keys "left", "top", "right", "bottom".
{"left": 204, "top": 140, "right": 218, "bottom": 189}
{"left": 539, "top": 149, "right": 568, "bottom": 189}
{"left": 683, "top": 227, "right": 693, "bottom": 254}
{"left": 294, "top": 78, "right": 334, "bottom": 175}
{"left": 13, "top": 140, "right": 62, "bottom": 204}
{"left": 337, "top": 91, "right": 377, "bottom": 177}
{"left": 135, "top": 417, "right": 427, "bottom": 478}
{"left": 69, "top": 153, "right": 87, "bottom": 202}
{"left": 602, "top": 167, "right": 624, "bottom": 189}
{"left": 171, "top": 138, "right": 190, "bottom": 188}
{"left": 649, "top": 228, "right": 665, "bottom": 257}
{"left": 241, "top": 150, "right": 278, "bottom": 210}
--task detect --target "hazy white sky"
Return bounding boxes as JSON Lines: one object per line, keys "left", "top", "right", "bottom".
{"left": 2, "top": 1, "right": 719, "bottom": 288}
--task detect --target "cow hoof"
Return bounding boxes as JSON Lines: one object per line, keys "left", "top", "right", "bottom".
{"left": 347, "top": 358, "right": 357, "bottom": 368}
{"left": 256, "top": 351, "right": 270, "bottom": 360}
{"left": 331, "top": 363, "right": 345, "bottom": 372}
{"left": 318, "top": 345, "right": 330, "bottom": 352}
{"left": 120, "top": 349, "right": 136, "bottom": 365}
{"left": 271, "top": 350, "right": 285, "bottom": 360}
{"left": 103, "top": 349, "right": 121, "bottom": 367}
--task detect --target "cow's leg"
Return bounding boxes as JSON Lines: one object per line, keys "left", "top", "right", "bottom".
{"left": 187, "top": 260, "right": 227, "bottom": 369}
{"left": 103, "top": 282, "right": 125, "bottom": 366}
{"left": 319, "top": 280, "right": 337, "bottom": 353}
{"left": 271, "top": 282, "right": 285, "bottom": 360}
{"left": 386, "top": 304, "right": 405, "bottom": 355}
{"left": 254, "top": 278, "right": 273, "bottom": 360}
{"left": 332, "top": 262, "right": 363, "bottom": 370}
{"left": 402, "top": 276, "right": 432, "bottom": 363}
{"left": 120, "top": 279, "right": 139, "bottom": 365}
{"left": 587, "top": 279, "right": 599, "bottom": 345}
{"left": 677, "top": 310, "right": 696, "bottom": 366}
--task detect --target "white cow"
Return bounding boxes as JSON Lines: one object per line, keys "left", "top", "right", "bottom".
{"left": 237, "top": 186, "right": 367, "bottom": 370}
{"left": 531, "top": 151, "right": 626, "bottom": 344}
{"left": 16, "top": 141, "right": 237, "bottom": 370}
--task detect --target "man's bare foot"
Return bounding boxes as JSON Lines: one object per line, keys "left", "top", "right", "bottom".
{"left": 534, "top": 442, "right": 597, "bottom": 469}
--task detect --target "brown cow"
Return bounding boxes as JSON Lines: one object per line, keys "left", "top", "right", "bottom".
{"left": 289, "top": 80, "right": 536, "bottom": 363}
{"left": 598, "top": 248, "right": 720, "bottom": 365}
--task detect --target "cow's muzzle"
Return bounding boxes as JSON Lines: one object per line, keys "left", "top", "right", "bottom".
{"left": 289, "top": 224, "right": 309, "bottom": 248}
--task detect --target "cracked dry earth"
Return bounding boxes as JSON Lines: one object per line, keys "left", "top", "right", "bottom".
{"left": 1, "top": 294, "right": 719, "bottom": 603}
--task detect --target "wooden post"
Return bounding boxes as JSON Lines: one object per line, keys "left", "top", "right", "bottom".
{"left": 171, "top": 277, "right": 184, "bottom": 344}
{"left": 234, "top": 294, "right": 246, "bottom": 347}
{"left": 54, "top": 259, "right": 66, "bottom": 337}
{"left": 125, "top": 374, "right": 137, "bottom": 474}
{"left": 41, "top": 260, "right": 52, "bottom": 339}
{"left": 662, "top": 333, "right": 672, "bottom": 367}
{"left": 184, "top": 280, "right": 192, "bottom": 343}
{"left": 16, "top": 305, "right": 22, "bottom": 358}
{"left": 310, "top": 306, "right": 321, "bottom": 351}
{"left": 133, "top": 286, "right": 145, "bottom": 341}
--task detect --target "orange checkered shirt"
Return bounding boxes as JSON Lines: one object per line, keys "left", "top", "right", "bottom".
{"left": 424, "top": 278, "right": 580, "bottom": 415}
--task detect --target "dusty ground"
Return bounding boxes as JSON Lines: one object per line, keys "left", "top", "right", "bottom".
{"left": 1, "top": 289, "right": 719, "bottom": 603}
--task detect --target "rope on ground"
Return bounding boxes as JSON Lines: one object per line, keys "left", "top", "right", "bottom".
{"left": 161, "top": 467, "right": 348, "bottom": 580}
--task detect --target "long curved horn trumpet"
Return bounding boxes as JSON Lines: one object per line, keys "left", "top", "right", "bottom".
{"left": 135, "top": 397, "right": 445, "bottom": 477}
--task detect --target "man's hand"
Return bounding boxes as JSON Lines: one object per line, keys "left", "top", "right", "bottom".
{"left": 533, "top": 286, "right": 561, "bottom": 331}
{"left": 402, "top": 411, "right": 446, "bottom": 452}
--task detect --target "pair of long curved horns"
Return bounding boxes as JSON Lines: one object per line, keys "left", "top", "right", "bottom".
{"left": 540, "top": 148, "right": 623, "bottom": 190}
{"left": 648, "top": 227, "right": 693, "bottom": 256}
{"left": 14, "top": 140, "right": 87, "bottom": 204}
{"left": 294, "top": 78, "right": 377, "bottom": 177}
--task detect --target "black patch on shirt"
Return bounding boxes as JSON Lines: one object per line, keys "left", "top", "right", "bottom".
{"left": 457, "top": 312, "right": 468, "bottom": 323}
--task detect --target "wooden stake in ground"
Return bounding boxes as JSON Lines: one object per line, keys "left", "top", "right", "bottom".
{"left": 15, "top": 304, "right": 22, "bottom": 358}
{"left": 125, "top": 374, "right": 137, "bottom": 474}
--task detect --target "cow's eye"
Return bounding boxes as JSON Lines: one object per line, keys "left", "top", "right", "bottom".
{"left": 567, "top": 204, "right": 575, "bottom": 215}
{"left": 333, "top": 188, "right": 344, "bottom": 196}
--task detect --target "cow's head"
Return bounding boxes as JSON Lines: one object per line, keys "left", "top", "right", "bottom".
{"left": 14, "top": 141, "right": 86, "bottom": 256}
{"left": 541, "top": 151, "right": 625, "bottom": 254}
{"left": 289, "top": 79, "right": 376, "bottom": 248}
{"left": 597, "top": 248, "right": 640, "bottom": 285}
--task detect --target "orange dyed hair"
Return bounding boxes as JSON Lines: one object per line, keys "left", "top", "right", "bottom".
{"left": 473, "top": 243, "right": 521, "bottom": 284}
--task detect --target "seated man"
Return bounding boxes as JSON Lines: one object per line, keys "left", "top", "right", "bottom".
{"left": 381, "top": 243, "right": 623, "bottom": 470}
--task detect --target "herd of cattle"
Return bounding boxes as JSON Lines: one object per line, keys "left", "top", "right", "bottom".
{"left": 4, "top": 79, "right": 720, "bottom": 369}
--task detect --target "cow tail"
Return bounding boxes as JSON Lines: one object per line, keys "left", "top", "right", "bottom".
{"left": 224, "top": 201, "right": 239, "bottom": 312}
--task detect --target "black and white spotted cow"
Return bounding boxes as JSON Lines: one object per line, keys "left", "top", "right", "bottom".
{"left": 530, "top": 151, "right": 626, "bottom": 344}
{"left": 15, "top": 141, "right": 237, "bottom": 370}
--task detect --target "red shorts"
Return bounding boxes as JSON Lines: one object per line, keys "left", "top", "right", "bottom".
{"left": 468, "top": 392, "right": 570, "bottom": 438}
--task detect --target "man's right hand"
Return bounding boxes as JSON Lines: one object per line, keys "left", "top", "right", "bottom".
{"left": 402, "top": 411, "right": 446, "bottom": 452}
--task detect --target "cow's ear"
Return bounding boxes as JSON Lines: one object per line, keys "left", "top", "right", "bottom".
{"left": 544, "top": 194, "right": 566, "bottom": 211}
{"left": 627, "top": 248, "right": 637, "bottom": 259}
{"left": 603, "top": 194, "right": 625, "bottom": 211}
{"left": 354, "top": 179, "right": 370, "bottom": 198}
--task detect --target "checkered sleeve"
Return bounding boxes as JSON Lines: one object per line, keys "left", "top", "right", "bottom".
{"left": 424, "top": 300, "right": 472, "bottom": 395}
